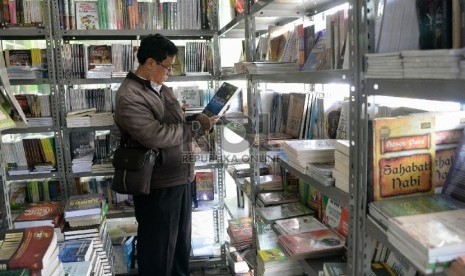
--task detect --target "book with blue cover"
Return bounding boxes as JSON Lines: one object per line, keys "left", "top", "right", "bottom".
{"left": 202, "top": 82, "right": 241, "bottom": 117}
{"left": 58, "top": 240, "right": 94, "bottom": 263}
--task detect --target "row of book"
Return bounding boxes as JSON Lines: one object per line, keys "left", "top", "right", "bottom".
{"left": 3, "top": 49, "right": 48, "bottom": 79}
{"left": 60, "top": 42, "right": 213, "bottom": 80}
{"left": 58, "top": 0, "right": 214, "bottom": 31}
{"left": 2, "top": 137, "right": 57, "bottom": 175}
{"left": 0, "top": 0, "right": 44, "bottom": 27}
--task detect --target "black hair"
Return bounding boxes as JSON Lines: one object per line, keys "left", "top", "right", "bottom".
{"left": 137, "top": 34, "right": 178, "bottom": 65}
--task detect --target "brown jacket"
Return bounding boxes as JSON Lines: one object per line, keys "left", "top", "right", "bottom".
{"left": 114, "top": 72, "right": 204, "bottom": 189}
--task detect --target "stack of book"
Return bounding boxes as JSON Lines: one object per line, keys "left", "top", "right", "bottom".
{"left": 0, "top": 226, "right": 65, "bottom": 275}
{"left": 227, "top": 217, "right": 253, "bottom": 251}
{"left": 257, "top": 202, "right": 313, "bottom": 224}
{"left": 332, "top": 139, "right": 350, "bottom": 192}
{"left": 282, "top": 139, "right": 336, "bottom": 173}
{"left": 365, "top": 52, "right": 403, "bottom": 79}
{"left": 64, "top": 194, "right": 105, "bottom": 228}
{"left": 305, "top": 162, "right": 335, "bottom": 187}
{"left": 256, "top": 222, "right": 278, "bottom": 250}
{"left": 386, "top": 209, "right": 465, "bottom": 274}
{"left": 61, "top": 218, "right": 113, "bottom": 275}
{"left": 401, "top": 49, "right": 464, "bottom": 79}
{"left": 277, "top": 228, "right": 346, "bottom": 259}
{"left": 256, "top": 247, "right": 303, "bottom": 276}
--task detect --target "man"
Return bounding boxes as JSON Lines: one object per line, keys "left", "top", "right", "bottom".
{"left": 114, "top": 34, "right": 215, "bottom": 276}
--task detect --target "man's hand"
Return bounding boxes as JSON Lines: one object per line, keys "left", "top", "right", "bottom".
{"left": 196, "top": 114, "right": 219, "bottom": 131}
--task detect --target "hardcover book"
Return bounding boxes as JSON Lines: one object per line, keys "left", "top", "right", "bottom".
{"left": 13, "top": 201, "right": 63, "bottom": 229}
{"left": 202, "top": 82, "right": 241, "bottom": 117}
{"left": 370, "top": 113, "right": 435, "bottom": 201}
{"left": 6, "top": 226, "right": 57, "bottom": 272}
{"left": 64, "top": 193, "right": 102, "bottom": 218}
{"left": 195, "top": 170, "right": 215, "bottom": 201}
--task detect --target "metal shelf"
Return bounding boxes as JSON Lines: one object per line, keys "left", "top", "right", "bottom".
{"left": 5, "top": 172, "right": 62, "bottom": 181}
{"left": 71, "top": 171, "right": 114, "bottom": 178}
{"left": 0, "top": 28, "right": 47, "bottom": 38}
{"left": 62, "top": 75, "right": 214, "bottom": 85}
{"left": 1, "top": 125, "right": 55, "bottom": 134}
{"left": 366, "top": 78, "right": 465, "bottom": 103}
{"left": 9, "top": 78, "right": 51, "bottom": 85}
{"left": 59, "top": 29, "right": 216, "bottom": 40}
{"left": 251, "top": 69, "right": 352, "bottom": 84}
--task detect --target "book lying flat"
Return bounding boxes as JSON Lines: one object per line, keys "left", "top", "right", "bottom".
{"left": 202, "top": 82, "right": 241, "bottom": 117}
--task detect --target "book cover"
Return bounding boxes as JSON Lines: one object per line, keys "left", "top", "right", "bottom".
{"left": 227, "top": 217, "right": 253, "bottom": 244}
{"left": 176, "top": 86, "right": 203, "bottom": 109}
{"left": 202, "top": 82, "right": 241, "bottom": 117}
{"left": 64, "top": 193, "right": 102, "bottom": 218}
{"left": 277, "top": 228, "right": 345, "bottom": 259}
{"left": 442, "top": 127, "right": 465, "bottom": 203}
{"left": 58, "top": 240, "right": 94, "bottom": 263}
{"left": 433, "top": 111, "right": 465, "bottom": 193}
{"left": 7, "top": 226, "right": 56, "bottom": 272}
{"left": 322, "top": 196, "right": 349, "bottom": 237}
{"left": 285, "top": 93, "right": 308, "bottom": 138}
{"left": 257, "top": 191, "right": 299, "bottom": 206}
{"left": 87, "top": 45, "right": 112, "bottom": 70}
{"left": 14, "top": 201, "right": 63, "bottom": 229}
{"left": 172, "top": 45, "right": 185, "bottom": 76}
{"left": 274, "top": 215, "right": 327, "bottom": 235}
{"left": 195, "top": 170, "right": 215, "bottom": 201}
{"left": 75, "top": 1, "right": 99, "bottom": 30}
{"left": 371, "top": 113, "right": 435, "bottom": 201}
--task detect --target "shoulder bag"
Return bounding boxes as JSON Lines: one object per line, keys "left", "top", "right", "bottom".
{"left": 112, "top": 125, "right": 158, "bottom": 195}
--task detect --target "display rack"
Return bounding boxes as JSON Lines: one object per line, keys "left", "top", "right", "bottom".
{"left": 0, "top": 0, "right": 67, "bottom": 230}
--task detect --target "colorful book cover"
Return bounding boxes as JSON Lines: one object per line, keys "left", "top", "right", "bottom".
{"left": 257, "top": 247, "right": 288, "bottom": 263}
{"left": 322, "top": 196, "right": 349, "bottom": 237}
{"left": 202, "top": 82, "right": 241, "bottom": 117}
{"left": 75, "top": 1, "right": 99, "bottom": 30}
{"left": 371, "top": 113, "right": 435, "bottom": 201}
{"left": 14, "top": 201, "right": 63, "bottom": 228}
{"left": 306, "top": 185, "right": 323, "bottom": 220}
{"left": 195, "top": 170, "right": 214, "bottom": 201}
{"left": 227, "top": 217, "right": 252, "bottom": 243}
{"left": 7, "top": 226, "right": 56, "bottom": 271}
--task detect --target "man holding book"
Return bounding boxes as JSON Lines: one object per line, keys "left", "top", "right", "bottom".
{"left": 114, "top": 33, "right": 216, "bottom": 276}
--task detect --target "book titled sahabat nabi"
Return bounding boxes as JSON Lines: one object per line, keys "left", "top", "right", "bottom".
{"left": 371, "top": 113, "right": 435, "bottom": 201}
{"left": 202, "top": 82, "right": 241, "bottom": 117}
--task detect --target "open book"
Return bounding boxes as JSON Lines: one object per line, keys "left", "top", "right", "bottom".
{"left": 202, "top": 82, "right": 241, "bottom": 117}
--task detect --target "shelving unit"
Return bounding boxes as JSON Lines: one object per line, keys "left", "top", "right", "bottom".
{"left": 0, "top": 0, "right": 67, "bottom": 230}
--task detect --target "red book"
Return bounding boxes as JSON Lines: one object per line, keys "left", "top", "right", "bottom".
{"left": 7, "top": 226, "right": 57, "bottom": 272}
{"left": 13, "top": 201, "right": 63, "bottom": 229}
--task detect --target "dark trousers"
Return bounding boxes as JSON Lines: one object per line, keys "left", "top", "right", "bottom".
{"left": 134, "top": 184, "right": 192, "bottom": 276}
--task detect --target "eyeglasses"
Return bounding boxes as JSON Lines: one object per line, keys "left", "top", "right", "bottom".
{"left": 156, "top": 61, "right": 172, "bottom": 72}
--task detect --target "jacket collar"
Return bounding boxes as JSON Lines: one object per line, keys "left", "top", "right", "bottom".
{"left": 127, "top": 71, "right": 160, "bottom": 95}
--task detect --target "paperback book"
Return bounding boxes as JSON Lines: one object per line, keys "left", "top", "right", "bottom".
{"left": 13, "top": 201, "right": 63, "bottom": 229}
{"left": 202, "top": 82, "right": 241, "bottom": 117}
{"left": 274, "top": 215, "right": 327, "bottom": 235}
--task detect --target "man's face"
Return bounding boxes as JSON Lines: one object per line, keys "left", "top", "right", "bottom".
{"left": 149, "top": 55, "right": 176, "bottom": 84}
